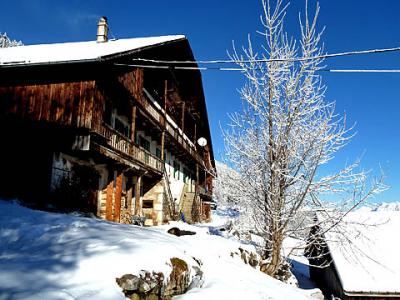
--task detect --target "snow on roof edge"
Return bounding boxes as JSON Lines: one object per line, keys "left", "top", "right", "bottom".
{"left": 0, "top": 35, "right": 186, "bottom": 67}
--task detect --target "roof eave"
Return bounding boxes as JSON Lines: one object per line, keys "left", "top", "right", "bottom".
{"left": 344, "top": 290, "right": 400, "bottom": 297}
{"left": 0, "top": 58, "right": 99, "bottom": 69}
{"left": 99, "top": 36, "right": 188, "bottom": 62}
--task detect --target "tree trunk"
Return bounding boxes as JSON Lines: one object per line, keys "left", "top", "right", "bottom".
{"left": 263, "top": 232, "right": 283, "bottom": 276}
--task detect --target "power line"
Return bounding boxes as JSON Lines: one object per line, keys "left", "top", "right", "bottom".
{"left": 323, "top": 69, "right": 400, "bottom": 73}
{"left": 114, "top": 63, "right": 243, "bottom": 71}
{"left": 130, "top": 46, "right": 400, "bottom": 65}
{"left": 114, "top": 63, "right": 400, "bottom": 73}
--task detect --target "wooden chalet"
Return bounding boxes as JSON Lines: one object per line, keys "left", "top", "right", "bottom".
{"left": 0, "top": 17, "right": 216, "bottom": 225}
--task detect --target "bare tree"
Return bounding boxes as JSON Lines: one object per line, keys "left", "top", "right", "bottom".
{"left": 222, "top": 0, "right": 386, "bottom": 278}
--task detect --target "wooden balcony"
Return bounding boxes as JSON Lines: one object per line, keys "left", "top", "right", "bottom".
{"left": 141, "top": 90, "right": 205, "bottom": 166}
{"left": 93, "top": 123, "right": 164, "bottom": 173}
{"left": 117, "top": 74, "right": 205, "bottom": 167}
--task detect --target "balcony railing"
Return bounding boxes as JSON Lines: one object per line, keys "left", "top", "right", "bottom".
{"left": 196, "top": 185, "right": 213, "bottom": 198}
{"left": 93, "top": 123, "right": 163, "bottom": 173}
{"left": 142, "top": 89, "right": 205, "bottom": 166}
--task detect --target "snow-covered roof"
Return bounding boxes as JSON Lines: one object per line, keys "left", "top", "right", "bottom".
{"left": 325, "top": 208, "right": 400, "bottom": 295}
{"left": 0, "top": 35, "right": 185, "bottom": 67}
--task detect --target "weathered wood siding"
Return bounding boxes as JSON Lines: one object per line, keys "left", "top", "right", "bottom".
{"left": 0, "top": 81, "right": 100, "bottom": 129}
{"left": 118, "top": 68, "right": 143, "bottom": 99}
{"left": 117, "top": 69, "right": 165, "bottom": 127}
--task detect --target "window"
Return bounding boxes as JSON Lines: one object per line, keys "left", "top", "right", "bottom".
{"left": 114, "top": 117, "right": 130, "bottom": 138}
{"left": 183, "top": 168, "right": 189, "bottom": 183}
{"left": 156, "top": 148, "right": 161, "bottom": 159}
{"left": 143, "top": 200, "right": 153, "bottom": 209}
{"left": 104, "top": 101, "right": 113, "bottom": 125}
{"left": 173, "top": 161, "right": 180, "bottom": 180}
{"left": 139, "top": 136, "right": 150, "bottom": 151}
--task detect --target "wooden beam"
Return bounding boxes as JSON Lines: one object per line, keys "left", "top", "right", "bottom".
{"left": 105, "top": 172, "right": 114, "bottom": 221}
{"left": 126, "top": 176, "right": 133, "bottom": 213}
{"left": 114, "top": 171, "right": 123, "bottom": 223}
{"left": 164, "top": 80, "right": 168, "bottom": 113}
{"left": 130, "top": 105, "right": 136, "bottom": 143}
{"left": 196, "top": 164, "right": 199, "bottom": 184}
{"left": 135, "top": 176, "right": 142, "bottom": 216}
{"left": 181, "top": 101, "right": 185, "bottom": 133}
{"left": 194, "top": 123, "right": 197, "bottom": 145}
{"left": 161, "top": 131, "right": 165, "bottom": 161}
{"left": 161, "top": 79, "right": 168, "bottom": 162}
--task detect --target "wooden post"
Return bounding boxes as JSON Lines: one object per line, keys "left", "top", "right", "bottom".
{"left": 161, "top": 131, "right": 165, "bottom": 161}
{"left": 196, "top": 164, "right": 199, "bottom": 185}
{"left": 164, "top": 80, "right": 168, "bottom": 113}
{"left": 126, "top": 177, "right": 133, "bottom": 213}
{"left": 200, "top": 198, "right": 203, "bottom": 221}
{"left": 194, "top": 123, "right": 197, "bottom": 146}
{"left": 130, "top": 106, "right": 136, "bottom": 143}
{"left": 161, "top": 80, "right": 168, "bottom": 162}
{"left": 105, "top": 170, "right": 114, "bottom": 221}
{"left": 135, "top": 176, "right": 142, "bottom": 216}
{"left": 114, "top": 172, "right": 123, "bottom": 223}
{"left": 181, "top": 101, "right": 185, "bottom": 133}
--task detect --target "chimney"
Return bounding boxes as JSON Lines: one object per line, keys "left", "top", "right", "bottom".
{"left": 97, "top": 16, "right": 108, "bottom": 43}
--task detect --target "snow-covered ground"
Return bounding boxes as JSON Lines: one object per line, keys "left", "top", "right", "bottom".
{"left": 0, "top": 200, "right": 315, "bottom": 300}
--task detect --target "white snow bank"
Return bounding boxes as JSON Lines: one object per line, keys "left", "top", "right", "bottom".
{"left": 0, "top": 200, "right": 312, "bottom": 300}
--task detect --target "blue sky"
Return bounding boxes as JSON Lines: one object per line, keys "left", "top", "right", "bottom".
{"left": 1, "top": 0, "right": 399, "bottom": 202}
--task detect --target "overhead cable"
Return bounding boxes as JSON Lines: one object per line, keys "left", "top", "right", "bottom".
{"left": 114, "top": 63, "right": 400, "bottom": 73}
{"left": 130, "top": 46, "right": 400, "bottom": 65}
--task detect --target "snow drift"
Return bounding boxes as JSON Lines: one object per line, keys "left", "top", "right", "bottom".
{"left": 0, "top": 200, "right": 313, "bottom": 300}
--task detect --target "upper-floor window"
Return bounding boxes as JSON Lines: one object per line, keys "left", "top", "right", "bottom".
{"left": 173, "top": 161, "right": 180, "bottom": 180}
{"left": 104, "top": 101, "right": 113, "bottom": 126}
{"left": 156, "top": 148, "right": 161, "bottom": 159}
{"left": 139, "top": 136, "right": 150, "bottom": 152}
{"left": 183, "top": 168, "right": 190, "bottom": 184}
{"left": 103, "top": 101, "right": 130, "bottom": 138}
{"left": 115, "top": 117, "right": 130, "bottom": 138}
